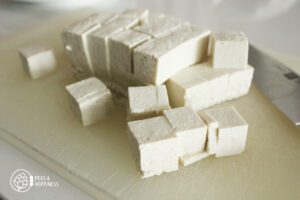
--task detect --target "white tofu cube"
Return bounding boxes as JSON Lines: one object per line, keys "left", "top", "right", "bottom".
{"left": 88, "top": 17, "right": 140, "bottom": 84}
{"left": 134, "top": 26, "right": 211, "bottom": 85}
{"left": 128, "top": 85, "right": 170, "bottom": 120}
{"left": 65, "top": 77, "right": 113, "bottom": 126}
{"left": 134, "top": 13, "right": 188, "bottom": 38}
{"left": 166, "top": 61, "right": 254, "bottom": 111}
{"left": 210, "top": 32, "right": 248, "bottom": 69}
{"left": 201, "top": 106, "right": 248, "bottom": 157}
{"left": 127, "top": 116, "right": 179, "bottom": 178}
{"left": 18, "top": 44, "right": 56, "bottom": 79}
{"left": 109, "top": 29, "right": 150, "bottom": 95}
{"left": 62, "top": 12, "right": 117, "bottom": 78}
{"left": 163, "top": 107, "right": 207, "bottom": 166}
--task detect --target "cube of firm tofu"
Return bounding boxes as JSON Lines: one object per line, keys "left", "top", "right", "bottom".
{"left": 127, "top": 116, "right": 179, "bottom": 178}
{"left": 200, "top": 106, "right": 248, "bottom": 157}
{"left": 209, "top": 32, "right": 248, "bottom": 69}
{"left": 163, "top": 107, "right": 207, "bottom": 166}
{"left": 128, "top": 85, "right": 170, "bottom": 120}
{"left": 166, "top": 61, "right": 254, "bottom": 111}
{"left": 134, "top": 25, "right": 211, "bottom": 85}
{"left": 109, "top": 29, "right": 150, "bottom": 95}
{"left": 18, "top": 44, "right": 56, "bottom": 79}
{"left": 65, "top": 77, "right": 113, "bottom": 126}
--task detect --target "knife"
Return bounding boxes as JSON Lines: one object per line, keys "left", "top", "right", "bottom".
{"left": 249, "top": 45, "right": 300, "bottom": 127}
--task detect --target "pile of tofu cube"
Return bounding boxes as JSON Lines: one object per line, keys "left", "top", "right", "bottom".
{"left": 33, "top": 8, "right": 252, "bottom": 178}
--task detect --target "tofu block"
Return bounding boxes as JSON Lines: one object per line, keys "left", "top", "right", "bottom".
{"left": 163, "top": 107, "right": 207, "bottom": 166}
{"left": 134, "top": 26, "right": 211, "bottom": 85}
{"left": 134, "top": 13, "right": 188, "bottom": 38}
{"left": 128, "top": 85, "right": 170, "bottom": 120}
{"left": 62, "top": 12, "right": 117, "bottom": 78}
{"left": 166, "top": 61, "right": 254, "bottom": 111}
{"left": 18, "top": 44, "right": 56, "bottom": 79}
{"left": 127, "top": 116, "right": 179, "bottom": 178}
{"left": 88, "top": 16, "right": 140, "bottom": 84}
{"left": 201, "top": 106, "right": 248, "bottom": 157}
{"left": 210, "top": 32, "right": 248, "bottom": 69}
{"left": 65, "top": 77, "right": 113, "bottom": 126}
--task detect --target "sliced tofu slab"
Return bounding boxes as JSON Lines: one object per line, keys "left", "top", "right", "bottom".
{"left": 109, "top": 29, "right": 151, "bottom": 95}
{"left": 61, "top": 12, "right": 117, "bottom": 78}
{"left": 134, "top": 26, "right": 211, "bottom": 85}
{"left": 209, "top": 32, "right": 248, "bottom": 69}
{"left": 127, "top": 116, "right": 179, "bottom": 178}
{"left": 134, "top": 13, "right": 188, "bottom": 38}
{"left": 128, "top": 85, "right": 170, "bottom": 120}
{"left": 65, "top": 77, "right": 113, "bottom": 126}
{"left": 200, "top": 106, "right": 248, "bottom": 157}
{"left": 163, "top": 107, "right": 207, "bottom": 166}
{"left": 88, "top": 16, "right": 141, "bottom": 84}
{"left": 166, "top": 61, "right": 254, "bottom": 111}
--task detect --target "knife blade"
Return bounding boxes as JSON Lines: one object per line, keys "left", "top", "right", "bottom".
{"left": 249, "top": 45, "right": 300, "bottom": 127}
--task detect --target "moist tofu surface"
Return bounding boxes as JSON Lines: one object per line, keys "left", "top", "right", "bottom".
{"left": 166, "top": 61, "right": 254, "bottom": 110}
{"left": 210, "top": 32, "right": 248, "bottom": 69}
{"left": 134, "top": 26, "right": 211, "bottom": 85}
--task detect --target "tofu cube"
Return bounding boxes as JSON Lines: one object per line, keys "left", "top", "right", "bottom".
{"left": 18, "top": 44, "right": 56, "bottom": 79}
{"left": 62, "top": 12, "right": 117, "bottom": 78}
{"left": 166, "top": 61, "right": 254, "bottom": 111}
{"left": 109, "top": 29, "right": 150, "bottom": 95}
{"left": 127, "top": 116, "right": 179, "bottom": 178}
{"left": 210, "top": 32, "right": 248, "bottom": 69}
{"left": 134, "top": 13, "right": 188, "bottom": 38}
{"left": 65, "top": 77, "right": 113, "bottom": 126}
{"left": 134, "top": 26, "right": 211, "bottom": 85}
{"left": 128, "top": 85, "right": 170, "bottom": 120}
{"left": 163, "top": 107, "right": 207, "bottom": 166}
{"left": 201, "top": 106, "right": 248, "bottom": 157}
{"left": 88, "top": 16, "right": 142, "bottom": 84}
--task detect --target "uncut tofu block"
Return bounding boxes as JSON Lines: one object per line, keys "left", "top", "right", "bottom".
{"left": 163, "top": 107, "right": 207, "bottom": 166}
{"left": 166, "top": 61, "right": 254, "bottom": 111}
{"left": 134, "top": 26, "right": 211, "bottom": 85}
{"left": 128, "top": 85, "right": 170, "bottom": 120}
{"left": 88, "top": 14, "right": 143, "bottom": 84}
{"left": 18, "top": 44, "right": 56, "bottom": 79}
{"left": 62, "top": 12, "right": 117, "bottom": 78}
{"left": 134, "top": 13, "right": 187, "bottom": 38}
{"left": 65, "top": 77, "right": 113, "bottom": 126}
{"left": 200, "top": 106, "right": 248, "bottom": 157}
{"left": 127, "top": 116, "right": 179, "bottom": 178}
{"left": 210, "top": 32, "right": 248, "bottom": 69}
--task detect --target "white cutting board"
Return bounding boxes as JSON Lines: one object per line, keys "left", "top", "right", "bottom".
{"left": 0, "top": 10, "right": 299, "bottom": 200}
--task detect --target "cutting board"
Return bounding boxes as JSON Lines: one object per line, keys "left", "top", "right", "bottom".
{"left": 0, "top": 10, "right": 299, "bottom": 200}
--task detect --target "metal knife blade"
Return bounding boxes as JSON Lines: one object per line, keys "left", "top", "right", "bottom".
{"left": 249, "top": 45, "right": 300, "bottom": 127}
